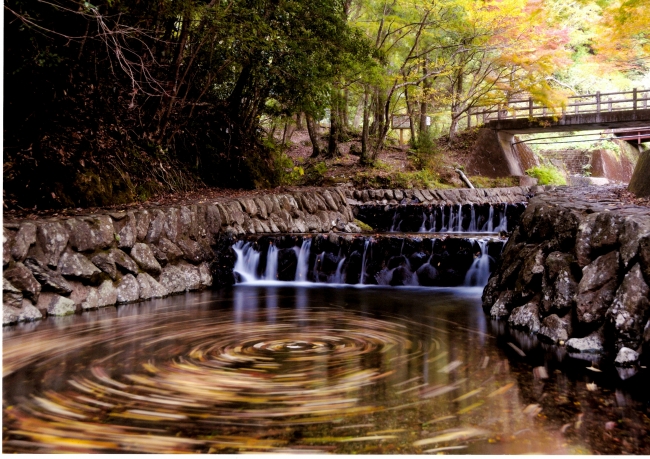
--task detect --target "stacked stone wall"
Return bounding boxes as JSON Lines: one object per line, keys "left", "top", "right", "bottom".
{"left": 482, "top": 186, "right": 650, "bottom": 369}
{"left": 2, "top": 186, "right": 537, "bottom": 326}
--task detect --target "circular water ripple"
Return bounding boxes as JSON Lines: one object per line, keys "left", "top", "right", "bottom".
{"left": 4, "top": 308, "right": 425, "bottom": 453}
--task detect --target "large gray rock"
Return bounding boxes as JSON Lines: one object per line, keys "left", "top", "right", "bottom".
{"left": 23, "top": 257, "right": 73, "bottom": 295}
{"left": 176, "top": 238, "right": 210, "bottom": 264}
{"left": 3, "top": 279, "right": 23, "bottom": 309}
{"left": 80, "top": 287, "right": 99, "bottom": 310}
{"left": 3, "top": 305, "right": 19, "bottom": 325}
{"left": 109, "top": 248, "right": 139, "bottom": 275}
{"left": 11, "top": 222, "right": 37, "bottom": 261}
{"left": 116, "top": 274, "right": 140, "bottom": 303}
{"left": 181, "top": 263, "right": 202, "bottom": 290}
{"left": 163, "top": 207, "right": 180, "bottom": 242}
{"left": 160, "top": 264, "right": 187, "bottom": 294}
{"left": 3, "top": 302, "right": 42, "bottom": 324}
{"left": 37, "top": 222, "right": 69, "bottom": 267}
{"left": 590, "top": 212, "right": 624, "bottom": 253}
{"left": 3, "top": 262, "right": 41, "bottom": 303}
{"left": 37, "top": 292, "right": 76, "bottom": 316}
{"left": 115, "top": 212, "right": 137, "bottom": 249}
{"left": 130, "top": 243, "right": 162, "bottom": 275}
{"left": 606, "top": 263, "right": 650, "bottom": 349}
{"left": 640, "top": 235, "right": 650, "bottom": 285}
{"left": 137, "top": 273, "right": 168, "bottom": 299}
{"left": 145, "top": 209, "right": 166, "bottom": 244}
{"left": 97, "top": 280, "right": 118, "bottom": 307}
{"left": 619, "top": 217, "right": 650, "bottom": 269}
{"left": 566, "top": 328, "right": 604, "bottom": 353}
{"left": 153, "top": 237, "right": 184, "bottom": 264}
{"left": 91, "top": 252, "right": 117, "bottom": 280}
{"left": 515, "top": 246, "right": 545, "bottom": 295}
{"left": 574, "top": 214, "right": 598, "bottom": 267}
{"left": 135, "top": 210, "right": 151, "bottom": 242}
{"left": 614, "top": 347, "right": 639, "bottom": 366}
{"left": 58, "top": 251, "right": 101, "bottom": 281}
{"left": 537, "top": 314, "right": 571, "bottom": 344}
{"left": 508, "top": 301, "right": 541, "bottom": 332}
{"left": 541, "top": 252, "right": 579, "bottom": 314}
{"left": 575, "top": 251, "right": 620, "bottom": 324}
{"left": 66, "top": 215, "right": 114, "bottom": 252}
{"left": 198, "top": 262, "right": 213, "bottom": 287}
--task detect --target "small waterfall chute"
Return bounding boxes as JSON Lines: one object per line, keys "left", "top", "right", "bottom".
{"left": 464, "top": 239, "right": 493, "bottom": 287}
{"left": 295, "top": 238, "right": 312, "bottom": 282}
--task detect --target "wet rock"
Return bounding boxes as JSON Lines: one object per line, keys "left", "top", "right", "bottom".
{"left": 137, "top": 273, "right": 168, "bottom": 300}
{"left": 253, "top": 198, "right": 268, "bottom": 219}
{"left": 575, "top": 214, "right": 598, "bottom": 267}
{"left": 206, "top": 205, "right": 223, "bottom": 236}
{"left": 3, "top": 262, "right": 41, "bottom": 303}
{"left": 576, "top": 251, "right": 620, "bottom": 324}
{"left": 38, "top": 292, "right": 76, "bottom": 316}
{"left": 508, "top": 301, "right": 541, "bottom": 333}
{"left": 145, "top": 209, "right": 166, "bottom": 244}
{"left": 163, "top": 207, "right": 180, "bottom": 242}
{"left": 176, "top": 238, "right": 211, "bottom": 264}
{"left": 135, "top": 210, "right": 151, "bottom": 242}
{"left": 614, "top": 347, "right": 639, "bottom": 366}
{"left": 58, "top": 251, "right": 102, "bottom": 282}
{"left": 97, "top": 280, "right": 117, "bottom": 307}
{"left": 109, "top": 248, "right": 139, "bottom": 275}
{"left": 619, "top": 217, "right": 650, "bottom": 269}
{"left": 606, "top": 263, "right": 650, "bottom": 349}
{"left": 590, "top": 212, "right": 624, "bottom": 254}
{"left": 3, "top": 227, "right": 14, "bottom": 266}
{"left": 541, "top": 252, "right": 579, "bottom": 314}
{"left": 566, "top": 328, "right": 605, "bottom": 353}
{"left": 37, "top": 222, "right": 69, "bottom": 267}
{"left": 3, "top": 305, "right": 18, "bottom": 325}
{"left": 198, "top": 262, "right": 213, "bottom": 287}
{"left": 640, "top": 235, "right": 650, "bottom": 284}
{"left": 91, "top": 252, "right": 117, "bottom": 280}
{"left": 182, "top": 263, "right": 202, "bottom": 290}
{"left": 514, "top": 246, "right": 545, "bottom": 295}
{"left": 160, "top": 264, "right": 186, "bottom": 294}
{"left": 130, "top": 243, "right": 162, "bottom": 275}
{"left": 155, "top": 238, "right": 184, "bottom": 264}
{"left": 179, "top": 205, "right": 198, "bottom": 239}
{"left": 538, "top": 314, "right": 571, "bottom": 344}
{"left": 115, "top": 212, "right": 137, "bottom": 249}
{"left": 23, "top": 257, "right": 73, "bottom": 295}
{"left": 11, "top": 222, "right": 37, "bottom": 261}
{"left": 116, "top": 274, "right": 140, "bottom": 303}
{"left": 66, "top": 216, "right": 114, "bottom": 252}
{"left": 490, "top": 292, "right": 513, "bottom": 318}
{"left": 81, "top": 288, "right": 99, "bottom": 310}
{"left": 3, "top": 279, "right": 23, "bottom": 309}
{"left": 4, "top": 302, "right": 43, "bottom": 324}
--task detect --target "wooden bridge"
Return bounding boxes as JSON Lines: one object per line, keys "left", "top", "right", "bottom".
{"left": 465, "top": 88, "right": 650, "bottom": 134}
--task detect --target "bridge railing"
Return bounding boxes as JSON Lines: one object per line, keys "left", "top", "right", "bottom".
{"left": 465, "top": 88, "right": 650, "bottom": 128}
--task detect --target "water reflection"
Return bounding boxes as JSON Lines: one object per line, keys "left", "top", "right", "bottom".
{"left": 3, "top": 286, "right": 649, "bottom": 454}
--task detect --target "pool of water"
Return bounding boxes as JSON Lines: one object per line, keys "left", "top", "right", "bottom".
{"left": 3, "top": 286, "right": 649, "bottom": 454}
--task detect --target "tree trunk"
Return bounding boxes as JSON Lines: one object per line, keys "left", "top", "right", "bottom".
{"left": 419, "top": 59, "right": 430, "bottom": 136}
{"left": 296, "top": 112, "right": 304, "bottom": 130}
{"left": 360, "top": 86, "right": 371, "bottom": 165}
{"left": 404, "top": 86, "right": 416, "bottom": 145}
{"left": 327, "top": 87, "right": 342, "bottom": 158}
{"left": 306, "top": 114, "right": 322, "bottom": 158}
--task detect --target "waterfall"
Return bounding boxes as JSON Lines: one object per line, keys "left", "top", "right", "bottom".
{"left": 464, "top": 239, "right": 493, "bottom": 287}
{"left": 467, "top": 205, "right": 477, "bottom": 232}
{"left": 481, "top": 206, "right": 494, "bottom": 233}
{"left": 331, "top": 257, "right": 346, "bottom": 284}
{"left": 418, "top": 212, "right": 427, "bottom": 232}
{"left": 233, "top": 241, "right": 261, "bottom": 282}
{"left": 295, "top": 238, "right": 312, "bottom": 282}
{"left": 456, "top": 205, "right": 463, "bottom": 232}
{"left": 494, "top": 204, "right": 508, "bottom": 232}
{"left": 440, "top": 205, "right": 448, "bottom": 232}
{"left": 264, "top": 243, "right": 278, "bottom": 280}
{"left": 358, "top": 239, "right": 371, "bottom": 285}
{"left": 312, "top": 251, "right": 326, "bottom": 283}
{"left": 390, "top": 211, "right": 402, "bottom": 232}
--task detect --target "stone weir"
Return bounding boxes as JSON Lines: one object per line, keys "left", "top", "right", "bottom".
{"left": 343, "top": 186, "right": 533, "bottom": 233}
{"left": 212, "top": 233, "right": 506, "bottom": 288}
{"left": 483, "top": 186, "right": 650, "bottom": 372}
{"left": 2, "top": 186, "right": 537, "bottom": 326}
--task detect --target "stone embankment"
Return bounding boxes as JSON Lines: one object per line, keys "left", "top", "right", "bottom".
{"left": 483, "top": 186, "right": 650, "bottom": 369}
{"left": 2, "top": 186, "right": 536, "bottom": 326}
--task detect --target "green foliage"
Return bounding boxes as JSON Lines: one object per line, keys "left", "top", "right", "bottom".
{"left": 526, "top": 165, "right": 567, "bottom": 185}
{"left": 302, "top": 161, "right": 329, "bottom": 185}
{"left": 354, "top": 219, "right": 374, "bottom": 232}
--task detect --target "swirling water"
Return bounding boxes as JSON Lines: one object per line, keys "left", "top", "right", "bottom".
{"left": 3, "top": 286, "right": 649, "bottom": 454}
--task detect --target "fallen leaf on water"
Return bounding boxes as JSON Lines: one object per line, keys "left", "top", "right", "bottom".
{"left": 413, "top": 428, "right": 490, "bottom": 447}
{"left": 487, "top": 383, "right": 515, "bottom": 398}
{"left": 452, "top": 389, "right": 483, "bottom": 402}
{"left": 423, "top": 445, "right": 468, "bottom": 453}
{"left": 457, "top": 401, "right": 484, "bottom": 414}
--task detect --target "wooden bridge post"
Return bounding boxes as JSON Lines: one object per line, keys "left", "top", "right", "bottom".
{"left": 633, "top": 88, "right": 638, "bottom": 110}
{"left": 596, "top": 91, "right": 601, "bottom": 114}
{"left": 528, "top": 97, "right": 533, "bottom": 117}
{"left": 498, "top": 104, "right": 502, "bottom": 120}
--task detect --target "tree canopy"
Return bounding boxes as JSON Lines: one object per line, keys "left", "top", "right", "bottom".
{"left": 3, "top": 0, "right": 648, "bottom": 209}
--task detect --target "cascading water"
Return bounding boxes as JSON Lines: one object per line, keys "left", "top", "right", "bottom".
{"left": 295, "top": 239, "right": 311, "bottom": 282}
{"left": 233, "top": 241, "right": 261, "bottom": 282}
{"left": 358, "top": 239, "right": 371, "bottom": 285}
{"left": 264, "top": 244, "right": 278, "bottom": 280}
{"left": 494, "top": 203, "right": 509, "bottom": 232}
{"left": 464, "top": 239, "right": 493, "bottom": 287}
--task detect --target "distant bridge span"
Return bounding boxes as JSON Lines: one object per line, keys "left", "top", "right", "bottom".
{"left": 462, "top": 89, "right": 650, "bottom": 177}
